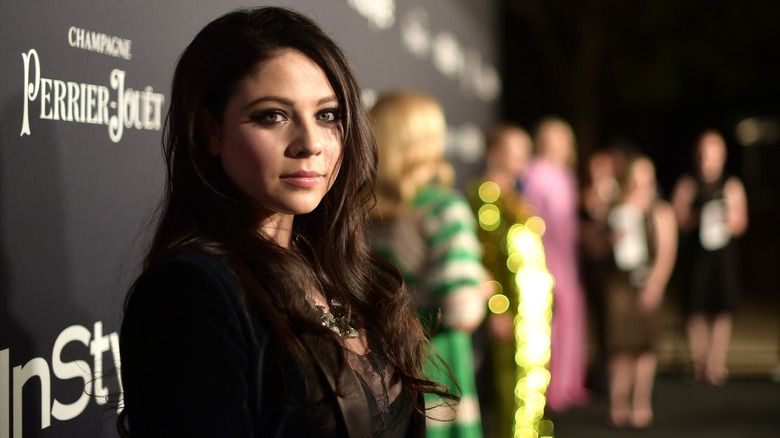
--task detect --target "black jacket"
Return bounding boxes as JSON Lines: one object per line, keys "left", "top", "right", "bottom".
{"left": 120, "top": 251, "right": 425, "bottom": 437}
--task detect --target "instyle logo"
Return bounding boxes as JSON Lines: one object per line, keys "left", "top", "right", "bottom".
{"left": 20, "top": 48, "right": 165, "bottom": 143}
{"left": 1, "top": 321, "right": 122, "bottom": 438}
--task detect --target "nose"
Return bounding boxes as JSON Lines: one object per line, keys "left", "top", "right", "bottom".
{"left": 287, "top": 119, "right": 323, "bottom": 158}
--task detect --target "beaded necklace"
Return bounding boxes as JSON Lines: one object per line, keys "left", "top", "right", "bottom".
{"left": 306, "top": 296, "right": 359, "bottom": 339}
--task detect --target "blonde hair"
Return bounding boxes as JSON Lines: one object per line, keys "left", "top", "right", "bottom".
{"left": 370, "top": 91, "right": 454, "bottom": 218}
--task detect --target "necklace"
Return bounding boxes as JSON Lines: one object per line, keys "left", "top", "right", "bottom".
{"left": 306, "top": 297, "right": 359, "bottom": 339}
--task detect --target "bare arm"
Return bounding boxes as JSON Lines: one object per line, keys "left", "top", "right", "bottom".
{"left": 670, "top": 175, "right": 697, "bottom": 232}
{"left": 639, "top": 201, "right": 678, "bottom": 313}
{"left": 725, "top": 176, "right": 749, "bottom": 237}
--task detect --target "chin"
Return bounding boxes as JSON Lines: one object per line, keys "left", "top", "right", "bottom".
{"left": 287, "top": 202, "right": 324, "bottom": 216}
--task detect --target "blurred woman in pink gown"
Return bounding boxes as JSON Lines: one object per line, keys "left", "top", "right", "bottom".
{"left": 522, "top": 116, "right": 590, "bottom": 412}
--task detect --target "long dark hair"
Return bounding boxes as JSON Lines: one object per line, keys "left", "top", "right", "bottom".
{"left": 119, "top": 6, "right": 450, "bottom": 435}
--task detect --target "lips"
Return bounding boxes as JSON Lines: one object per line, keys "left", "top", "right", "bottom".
{"left": 280, "top": 170, "right": 324, "bottom": 188}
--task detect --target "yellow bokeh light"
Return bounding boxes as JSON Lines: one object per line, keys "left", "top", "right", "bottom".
{"left": 518, "top": 204, "right": 538, "bottom": 220}
{"left": 526, "top": 368, "right": 550, "bottom": 391}
{"left": 505, "top": 206, "right": 553, "bottom": 438}
{"left": 511, "top": 230, "right": 545, "bottom": 264}
{"left": 488, "top": 293, "right": 510, "bottom": 314}
{"left": 538, "top": 420, "right": 554, "bottom": 437}
{"left": 507, "top": 223, "right": 524, "bottom": 243}
{"left": 507, "top": 253, "right": 524, "bottom": 273}
{"left": 526, "top": 393, "right": 546, "bottom": 414}
{"left": 478, "top": 180, "right": 501, "bottom": 203}
{"left": 479, "top": 204, "right": 501, "bottom": 231}
{"left": 525, "top": 216, "right": 546, "bottom": 237}
{"left": 486, "top": 280, "right": 503, "bottom": 295}
{"left": 517, "top": 269, "right": 554, "bottom": 295}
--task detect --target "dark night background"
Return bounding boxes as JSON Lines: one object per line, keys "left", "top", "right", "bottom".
{"left": 497, "top": 0, "right": 780, "bottom": 303}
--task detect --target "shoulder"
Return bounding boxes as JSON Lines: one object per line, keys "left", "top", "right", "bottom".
{"left": 119, "top": 251, "right": 272, "bottom": 436}
{"left": 415, "top": 186, "right": 475, "bottom": 228}
{"left": 120, "top": 250, "right": 261, "bottom": 378}
{"left": 123, "top": 251, "right": 245, "bottom": 333}
{"left": 652, "top": 200, "right": 676, "bottom": 226}
{"left": 139, "top": 251, "right": 235, "bottom": 286}
{"left": 672, "top": 174, "right": 697, "bottom": 198}
{"left": 415, "top": 185, "right": 471, "bottom": 212}
{"left": 724, "top": 175, "right": 746, "bottom": 193}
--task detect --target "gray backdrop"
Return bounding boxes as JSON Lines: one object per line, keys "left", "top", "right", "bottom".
{"left": 0, "top": 1, "right": 499, "bottom": 436}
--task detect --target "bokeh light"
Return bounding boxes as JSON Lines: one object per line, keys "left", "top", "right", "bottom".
{"left": 489, "top": 293, "right": 511, "bottom": 314}
{"left": 479, "top": 204, "right": 501, "bottom": 231}
{"left": 478, "top": 180, "right": 501, "bottom": 203}
{"left": 472, "top": 184, "right": 552, "bottom": 438}
{"left": 509, "top": 216, "right": 553, "bottom": 438}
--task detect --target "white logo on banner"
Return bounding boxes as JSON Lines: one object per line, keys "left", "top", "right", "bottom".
{"left": 20, "top": 48, "right": 165, "bottom": 143}
{"left": 400, "top": 7, "right": 500, "bottom": 102}
{"left": 68, "top": 27, "right": 133, "bottom": 60}
{"left": 0, "top": 321, "right": 122, "bottom": 438}
{"left": 349, "top": 1, "right": 501, "bottom": 103}
{"left": 348, "top": 0, "right": 395, "bottom": 31}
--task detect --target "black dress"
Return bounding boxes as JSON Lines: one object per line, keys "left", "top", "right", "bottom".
{"left": 679, "top": 175, "right": 741, "bottom": 316}
{"left": 120, "top": 251, "right": 423, "bottom": 437}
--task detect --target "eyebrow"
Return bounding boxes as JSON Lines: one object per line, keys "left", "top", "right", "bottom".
{"left": 241, "top": 95, "right": 338, "bottom": 111}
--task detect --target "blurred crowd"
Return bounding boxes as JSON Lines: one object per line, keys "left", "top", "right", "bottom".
{"left": 366, "top": 90, "right": 749, "bottom": 437}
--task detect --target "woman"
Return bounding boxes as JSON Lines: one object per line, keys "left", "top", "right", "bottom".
{"left": 579, "top": 145, "right": 627, "bottom": 394}
{"left": 521, "top": 116, "right": 590, "bottom": 412}
{"left": 369, "top": 91, "right": 487, "bottom": 438}
{"left": 671, "top": 129, "right": 748, "bottom": 386}
{"left": 118, "top": 7, "right": 449, "bottom": 437}
{"left": 603, "top": 154, "right": 677, "bottom": 428}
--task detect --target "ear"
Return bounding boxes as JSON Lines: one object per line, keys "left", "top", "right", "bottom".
{"left": 197, "top": 108, "right": 221, "bottom": 157}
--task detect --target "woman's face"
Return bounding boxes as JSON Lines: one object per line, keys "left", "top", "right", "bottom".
{"left": 627, "top": 158, "right": 656, "bottom": 199}
{"left": 697, "top": 133, "right": 727, "bottom": 181}
{"left": 207, "top": 49, "right": 342, "bottom": 228}
{"left": 539, "top": 122, "right": 573, "bottom": 166}
{"left": 498, "top": 130, "right": 532, "bottom": 176}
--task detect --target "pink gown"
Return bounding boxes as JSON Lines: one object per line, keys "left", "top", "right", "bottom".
{"left": 522, "top": 159, "right": 590, "bottom": 412}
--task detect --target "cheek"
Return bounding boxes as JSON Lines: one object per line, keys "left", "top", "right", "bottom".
{"left": 324, "top": 138, "right": 345, "bottom": 189}
{"left": 325, "top": 130, "right": 343, "bottom": 163}
{"left": 221, "top": 134, "right": 275, "bottom": 186}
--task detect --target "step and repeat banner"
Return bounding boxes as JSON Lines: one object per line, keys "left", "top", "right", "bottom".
{"left": 0, "top": 1, "right": 499, "bottom": 436}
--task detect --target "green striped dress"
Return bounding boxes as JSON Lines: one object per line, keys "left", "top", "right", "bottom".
{"left": 371, "top": 185, "right": 485, "bottom": 438}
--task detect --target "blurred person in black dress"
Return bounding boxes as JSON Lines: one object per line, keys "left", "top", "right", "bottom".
{"left": 671, "top": 129, "right": 748, "bottom": 387}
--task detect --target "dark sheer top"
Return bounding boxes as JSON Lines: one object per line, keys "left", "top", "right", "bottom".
{"left": 349, "top": 350, "right": 412, "bottom": 437}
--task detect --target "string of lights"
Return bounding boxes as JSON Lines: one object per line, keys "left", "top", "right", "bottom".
{"left": 476, "top": 180, "right": 554, "bottom": 438}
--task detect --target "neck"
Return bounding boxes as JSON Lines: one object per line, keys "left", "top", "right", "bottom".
{"left": 701, "top": 171, "right": 722, "bottom": 184}
{"left": 626, "top": 191, "right": 654, "bottom": 212}
{"left": 259, "top": 213, "right": 295, "bottom": 248}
